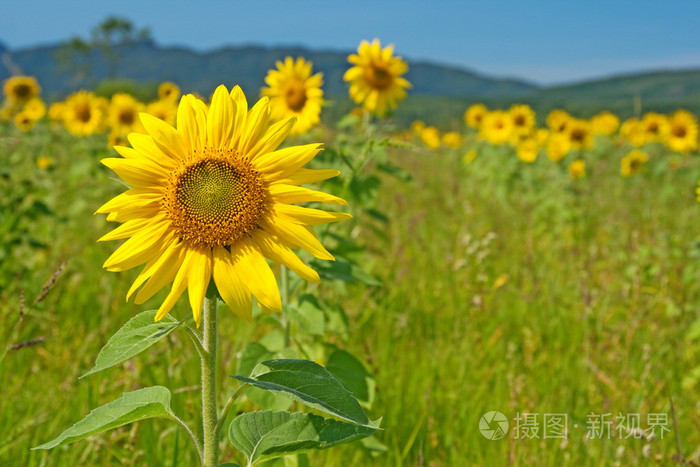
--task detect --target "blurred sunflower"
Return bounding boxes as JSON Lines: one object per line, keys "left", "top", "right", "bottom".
{"left": 158, "top": 82, "right": 180, "bottom": 102}
{"left": 442, "top": 131, "right": 462, "bottom": 149}
{"left": 22, "top": 98, "right": 46, "bottom": 120}
{"left": 146, "top": 99, "right": 178, "bottom": 126}
{"left": 97, "top": 85, "right": 350, "bottom": 326}
{"left": 48, "top": 102, "right": 65, "bottom": 123}
{"left": 63, "top": 90, "right": 107, "bottom": 136}
{"left": 420, "top": 126, "right": 441, "bottom": 149}
{"left": 569, "top": 160, "right": 586, "bottom": 179}
{"left": 14, "top": 111, "right": 35, "bottom": 131}
{"left": 534, "top": 128, "right": 550, "bottom": 148}
{"left": 509, "top": 104, "right": 536, "bottom": 136}
{"left": 344, "top": 39, "right": 411, "bottom": 115}
{"left": 566, "top": 119, "right": 593, "bottom": 150}
{"left": 411, "top": 120, "right": 426, "bottom": 134}
{"left": 479, "top": 110, "right": 513, "bottom": 145}
{"left": 620, "top": 117, "right": 646, "bottom": 147}
{"left": 591, "top": 111, "right": 619, "bottom": 136}
{"left": 516, "top": 138, "right": 538, "bottom": 163}
{"left": 464, "top": 104, "right": 488, "bottom": 129}
{"left": 665, "top": 110, "right": 698, "bottom": 154}
{"left": 109, "top": 93, "right": 145, "bottom": 135}
{"left": 3, "top": 75, "right": 40, "bottom": 104}
{"left": 620, "top": 149, "right": 649, "bottom": 177}
{"left": 640, "top": 112, "right": 669, "bottom": 143}
{"left": 261, "top": 57, "right": 324, "bottom": 136}
{"left": 546, "top": 132, "right": 571, "bottom": 162}
{"left": 546, "top": 109, "right": 571, "bottom": 133}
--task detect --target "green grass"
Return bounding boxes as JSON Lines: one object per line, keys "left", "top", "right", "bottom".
{"left": 2, "top": 122, "right": 700, "bottom": 466}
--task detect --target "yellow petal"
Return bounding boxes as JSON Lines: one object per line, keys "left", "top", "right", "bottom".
{"left": 207, "top": 85, "right": 234, "bottom": 148}
{"left": 268, "top": 184, "right": 347, "bottom": 205}
{"left": 177, "top": 94, "right": 206, "bottom": 153}
{"left": 251, "top": 230, "right": 320, "bottom": 283}
{"left": 254, "top": 143, "right": 322, "bottom": 177}
{"left": 273, "top": 204, "right": 352, "bottom": 225}
{"left": 270, "top": 168, "right": 340, "bottom": 186}
{"left": 212, "top": 246, "right": 252, "bottom": 320}
{"left": 127, "top": 239, "right": 182, "bottom": 302}
{"left": 103, "top": 222, "right": 172, "bottom": 272}
{"left": 127, "top": 133, "right": 178, "bottom": 167}
{"left": 229, "top": 86, "right": 248, "bottom": 147}
{"left": 260, "top": 215, "right": 334, "bottom": 261}
{"left": 140, "top": 112, "right": 187, "bottom": 161}
{"left": 238, "top": 97, "right": 270, "bottom": 156}
{"left": 101, "top": 158, "right": 168, "bottom": 187}
{"left": 248, "top": 117, "right": 295, "bottom": 161}
{"left": 187, "top": 247, "right": 212, "bottom": 326}
{"left": 232, "top": 237, "right": 281, "bottom": 313}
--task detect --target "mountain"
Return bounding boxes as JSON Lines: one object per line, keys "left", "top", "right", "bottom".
{"left": 0, "top": 41, "right": 538, "bottom": 100}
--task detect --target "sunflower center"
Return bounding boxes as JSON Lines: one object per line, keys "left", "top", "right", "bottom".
{"left": 672, "top": 124, "right": 687, "bottom": 138}
{"left": 364, "top": 63, "right": 392, "bottom": 89}
{"left": 118, "top": 109, "right": 135, "bottom": 125}
{"left": 165, "top": 154, "right": 267, "bottom": 247}
{"left": 514, "top": 115, "right": 525, "bottom": 126}
{"left": 14, "top": 84, "right": 31, "bottom": 99}
{"left": 284, "top": 80, "right": 307, "bottom": 111}
{"left": 647, "top": 122, "right": 659, "bottom": 133}
{"left": 75, "top": 103, "right": 92, "bottom": 122}
{"left": 570, "top": 128, "right": 585, "bottom": 142}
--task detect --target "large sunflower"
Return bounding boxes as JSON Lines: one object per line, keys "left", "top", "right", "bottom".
{"left": 63, "top": 90, "right": 107, "bottom": 136}
{"left": 97, "top": 85, "right": 350, "bottom": 326}
{"left": 343, "top": 39, "right": 411, "bottom": 116}
{"left": 665, "top": 110, "right": 698, "bottom": 154}
{"left": 3, "top": 75, "right": 41, "bottom": 104}
{"left": 261, "top": 57, "right": 324, "bottom": 136}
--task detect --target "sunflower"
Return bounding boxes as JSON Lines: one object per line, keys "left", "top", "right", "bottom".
{"left": 14, "top": 111, "right": 35, "bottom": 132}
{"left": 640, "top": 112, "right": 669, "bottom": 143}
{"left": 442, "top": 131, "right": 462, "bottom": 149}
{"left": 3, "top": 75, "right": 41, "bottom": 104}
{"left": 63, "top": 90, "right": 107, "bottom": 136}
{"left": 591, "top": 111, "right": 619, "bottom": 136}
{"left": 261, "top": 57, "right": 324, "bottom": 136}
{"left": 97, "top": 85, "right": 350, "bottom": 326}
{"left": 516, "top": 138, "right": 538, "bottom": 163}
{"left": 158, "top": 82, "right": 181, "bottom": 102}
{"left": 48, "top": 102, "right": 65, "bottom": 122}
{"left": 665, "top": 110, "right": 698, "bottom": 154}
{"left": 509, "top": 104, "right": 536, "bottom": 136}
{"left": 146, "top": 99, "right": 178, "bottom": 126}
{"left": 343, "top": 39, "right": 411, "bottom": 115}
{"left": 464, "top": 104, "right": 488, "bottom": 129}
{"left": 420, "top": 126, "right": 441, "bottom": 149}
{"left": 22, "top": 98, "right": 46, "bottom": 120}
{"left": 411, "top": 120, "right": 426, "bottom": 134}
{"left": 109, "top": 93, "right": 145, "bottom": 135}
{"left": 620, "top": 117, "right": 646, "bottom": 147}
{"left": 565, "top": 119, "right": 593, "bottom": 150}
{"left": 479, "top": 110, "right": 513, "bottom": 145}
{"left": 569, "top": 160, "right": 586, "bottom": 179}
{"left": 546, "top": 109, "right": 571, "bottom": 133}
{"left": 546, "top": 132, "right": 571, "bottom": 162}
{"left": 620, "top": 149, "right": 649, "bottom": 177}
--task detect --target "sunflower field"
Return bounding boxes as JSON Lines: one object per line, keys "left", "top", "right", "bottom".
{"left": 3, "top": 37, "right": 700, "bottom": 467}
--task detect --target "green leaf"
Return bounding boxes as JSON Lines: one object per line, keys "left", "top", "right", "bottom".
{"left": 287, "top": 298, "right": 325, "bottom": 336}
{"left": 228, "top": 411, "right": 377, "bottom": 466}
{"left": 33, "top": 386, "right": 174, "bottom": 450}
{"left": 325, "top": 347, "right": 375, "bottom": 408}
{"left": 232, "top": 359, "right": 373, "bottom": 427}
{"left": 237, "top": 343, "right": 293, "bottom": 411}
{"left": 311, "top": 257, "right": 382, "bottom": 287}
{"left": 82, "top": 310, "right": 185, "bottom": 378}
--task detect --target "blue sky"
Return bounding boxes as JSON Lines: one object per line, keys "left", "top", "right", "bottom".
{"left": 1, "top": 0, "right": 699, "bottom": 85}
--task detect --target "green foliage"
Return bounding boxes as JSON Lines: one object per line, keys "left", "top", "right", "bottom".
{"left": 81, "top": 309, "right": 186, "bottom": 378}
{"left": 33, "top": 386, "right": 175, "bottom": 450}
{"left": 228, "top": 411, "right": 376, "bottom": 466}
{"left": 233, "top": 359, "right": 374, "bottom": 427}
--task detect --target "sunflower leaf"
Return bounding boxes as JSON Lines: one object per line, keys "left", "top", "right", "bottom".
{"left": 81, "top": 309, "right": 186, "bottom": 378}
{"left": 232, "top": 359, "right": 374, "bottom": 427}
{"left": 33, "top": 386, "right": 175, "bottom": 450}
{"left": 228, "top": 411, "right": 377, "bottom": 466}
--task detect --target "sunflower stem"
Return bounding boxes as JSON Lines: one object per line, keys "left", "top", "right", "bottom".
{"left": 201, "top": 297, "right": 219, "bottom": 467}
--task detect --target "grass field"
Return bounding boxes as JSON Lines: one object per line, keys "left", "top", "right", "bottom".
{"left": 2, "top": 121, "right": 700, "bottom": 466}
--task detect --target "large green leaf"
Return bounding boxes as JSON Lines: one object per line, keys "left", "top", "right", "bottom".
{"left": 232, "top": 359, "right": 372, "bottom": 427}
{"left": 325, "top": 347, "right": 375, "bottom": 408}
{"left": 228, "top": 411, "right": 376, "bottom": 466}
{"left": 33, "top": 386, "right": 174, "bottom": 449}
{"left": 82, "top": 310, "right": 185, "bottom": 378}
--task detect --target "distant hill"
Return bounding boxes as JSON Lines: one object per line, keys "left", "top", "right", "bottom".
{"left": 0, "top": 41, "right": 538, "bottom": 100}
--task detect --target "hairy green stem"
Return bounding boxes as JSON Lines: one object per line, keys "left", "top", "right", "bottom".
{"left": 169, "top": 413, "right": 203, "bottom": 466}
{"left": 201, "top": 297, "right": 219, "bottom": 467}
